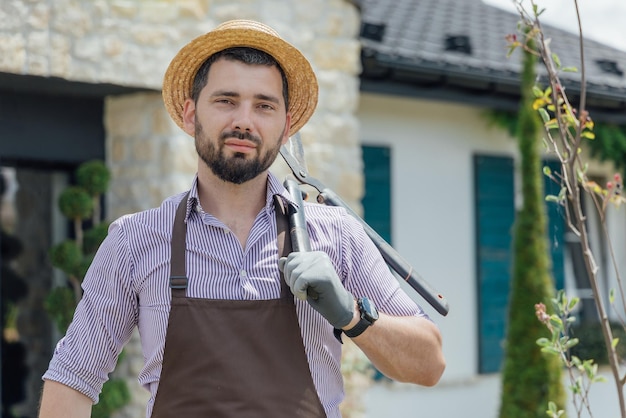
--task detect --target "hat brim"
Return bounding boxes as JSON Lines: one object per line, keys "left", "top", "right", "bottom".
{"left": 162, "top": 24, "right": 318, "bottom": 137}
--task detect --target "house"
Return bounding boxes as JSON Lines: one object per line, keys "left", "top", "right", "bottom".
{"left": 0, "top": 0, "right": 625, "bottom": 417}
{"left": 355, "top": 0, "right": 626, "bottom": 416}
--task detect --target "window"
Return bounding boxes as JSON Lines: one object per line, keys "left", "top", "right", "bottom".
{"left": 361, "top": 145, "right": 392, "bottom": 244}
{"left": 475, "top": 155, "right": 608, "bottom": 373}
{"left": 474, "top": 155, "right": 515, "bottom": 373}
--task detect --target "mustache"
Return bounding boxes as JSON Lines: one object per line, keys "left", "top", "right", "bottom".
{"left": 219, "top": 130, "right": 261, "bottom": 145}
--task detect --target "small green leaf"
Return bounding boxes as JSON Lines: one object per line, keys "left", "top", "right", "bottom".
{"left": 570, "top": 382, "right": 581, "bottom": 394}
{"left": 543, "top": 166, "right": 552, "bottom": 176}
{"left": 533, "top": 85, "right": 544, "bottom": 98}
{"left": 507, "top": 46, "right": 517, "bottom": 58}
{"left": 549, "top": 316, "right": 564, "bottom": 331}
{"left": 536, "top": 337, "right": 551, "bottom": 346}
{"left": 552, "top": 53, "right": 561, "bottom": 68}
{"left": 562, "top": 66, "right": 578, "bottom": 72}
{"left": 563, "top": 337, "right": 579, "bottom": 350}
{"left": 545, "top": 195, "right": 559, "bottom": 203}
{"left": 568, "top": 297, "right": 579, "bottom": 310}
{"left": 610, "top": 288, "right": 616, "bottom": 304}
{"left": 583, "top": 361, "right": 598, "bottom": 378}
{"left": 547, "top": 401, "right": 557, "bottom": 413}
{"left": 545, "top": 119, "right": 559, "bottom": 130}
{"left": 612, "top": 338, "right": 619, "bottom": 349}
{"left": 538, "top": 107, "right": 551, "bottom": 123}
{"left": 541, "top": 346, "right": 560, "bottom": 355}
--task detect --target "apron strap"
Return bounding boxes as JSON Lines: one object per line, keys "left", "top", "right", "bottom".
{"left": 273, "top": 195, "right": 293, "bottom": 299}
{"left": 170, "top": 192, "right": 190, "bottom": 298}
{"left": 273, "top": 195, "right": 292, "bottom": 259}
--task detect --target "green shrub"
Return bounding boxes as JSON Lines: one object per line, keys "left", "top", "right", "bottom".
{"left": 76, "top": 160, "right": 111, "bottom": 197}
{"left": 49, "top": 240, "right": 83, "bottom": 278}
{"left": 58, "top": 186, "right": 93, "bottom": 221}
{"left": 46, "top": 160, "right": 130, "bottom": 416}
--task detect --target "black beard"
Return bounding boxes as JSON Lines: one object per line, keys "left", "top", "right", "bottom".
{"left": 195, "top": 121, "right": 283, "bottom": 185}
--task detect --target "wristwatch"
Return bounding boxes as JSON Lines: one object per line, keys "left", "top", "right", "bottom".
{"left": 343, "top": 297, "right": 379, "bottom": 338}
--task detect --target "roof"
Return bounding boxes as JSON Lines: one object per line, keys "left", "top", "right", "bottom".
{"left": 358, "top": 0, "right": 626, "bottom": 123}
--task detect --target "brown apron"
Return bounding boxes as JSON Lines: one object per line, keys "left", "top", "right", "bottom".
{"left": 150, "top": 194, "right": 327, "bottom": 418}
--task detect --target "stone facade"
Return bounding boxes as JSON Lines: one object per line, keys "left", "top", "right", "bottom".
{"left": 0, "top": 0, "right": 363, "bottom": 211}
{"left": 1, "top": 0, "right": 365, "bottom": 416}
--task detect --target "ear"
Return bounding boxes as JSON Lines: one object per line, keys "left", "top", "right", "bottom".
{"left": 281, "top": 113, "right": 292, "bottom": 145}
{"left": 182, "top": 98, "right": 196, "bottom": 136}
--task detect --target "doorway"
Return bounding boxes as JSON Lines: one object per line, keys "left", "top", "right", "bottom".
{"left": 1, "top": 165, "right": 71, "bottom": 418}
{"left": 0, "top": 74, "right": 109, "bottom": 416}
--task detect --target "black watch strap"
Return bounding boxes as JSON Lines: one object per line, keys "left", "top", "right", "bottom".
{"left": 343, "top": 318, "right": 371, "bottom": 338}
{"left": 332, "top": 297, "right": 378, "bottom": 343}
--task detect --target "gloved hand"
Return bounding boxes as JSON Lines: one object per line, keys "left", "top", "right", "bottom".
{"left": 279, "top": 251, "right": 355, "bottom": 329}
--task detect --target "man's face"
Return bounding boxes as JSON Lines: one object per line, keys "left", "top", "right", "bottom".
{"left": 182, "top": 58, "right": 291, "bottom": 184}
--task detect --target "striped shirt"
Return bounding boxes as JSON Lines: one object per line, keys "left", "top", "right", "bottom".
{"left": 43, "top": 172, "right": 427, "bottom": 418}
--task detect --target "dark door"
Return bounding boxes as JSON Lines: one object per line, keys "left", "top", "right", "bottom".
{"left": 0, "top": 76, "right": 107, "bottom": 417}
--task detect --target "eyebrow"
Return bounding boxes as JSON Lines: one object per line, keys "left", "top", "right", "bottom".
{"left": 210, "top": 90, "right": 281, "bottom": 105}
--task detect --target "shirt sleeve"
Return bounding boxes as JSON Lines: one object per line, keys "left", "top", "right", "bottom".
{"left": 42, "top": 218, "right": 139, "bottom": 403}
{"left": 338, "top": 210, "right": 430, "bottom": 320}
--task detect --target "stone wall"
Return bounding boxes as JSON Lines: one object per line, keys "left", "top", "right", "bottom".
{"left": 0, "top": 0, "right": 363, "bottom": 210}
{"left": 1, "top": 0, "right": 365, "bottom": 416}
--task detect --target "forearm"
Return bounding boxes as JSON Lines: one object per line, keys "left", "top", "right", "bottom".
{"left": 347, "top": 313, "right": 445, "bottom": 386}
{"left": 39, "top": 380, "right": 92, "bottom": 418}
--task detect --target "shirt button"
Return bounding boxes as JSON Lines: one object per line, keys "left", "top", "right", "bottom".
{"left": 240, "top": 270, "right": 247, "bottom": 278}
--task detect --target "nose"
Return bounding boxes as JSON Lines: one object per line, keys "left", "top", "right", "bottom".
{"left": 231, "top": 104, "right": 253, "bottom": 132}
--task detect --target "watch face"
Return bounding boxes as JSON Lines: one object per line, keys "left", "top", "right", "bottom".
{"left": 360, "top": 297, "right": 379, "bottom": 322}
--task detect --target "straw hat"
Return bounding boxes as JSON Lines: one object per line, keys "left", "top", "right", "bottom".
{"left": 162, "top": 19, "right": 318, "bottom": 137}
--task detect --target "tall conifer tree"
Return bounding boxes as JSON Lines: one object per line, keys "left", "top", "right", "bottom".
{"left": 498, "top": 33, "right": 566, "bottom": 418}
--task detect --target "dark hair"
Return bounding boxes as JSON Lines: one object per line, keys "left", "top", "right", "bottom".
{"left": 191, "top": 47, "right": 289, "bottom": 109}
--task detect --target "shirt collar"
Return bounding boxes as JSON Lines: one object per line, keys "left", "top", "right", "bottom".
{"left": 183, "top": 176, "right": 201, "bottom": 222}
{"left": 184, "top": 172, "right": 299, "bottom": 222}
{"left": 266, "top": 171, "right": 298, "bottom": 209}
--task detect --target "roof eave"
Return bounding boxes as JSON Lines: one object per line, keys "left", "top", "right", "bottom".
{"left": 361, "top": 54, "right": 626, "bottom": 125}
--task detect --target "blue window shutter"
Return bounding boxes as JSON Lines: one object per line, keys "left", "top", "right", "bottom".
{"left": 543, "top": 159, "right": 565, "bottom": 290}
{"left": 474, "top": 155, "right": 515, "bottom": 374}
{"left": 361, "top": 145, "right": 392, "bottom": 244}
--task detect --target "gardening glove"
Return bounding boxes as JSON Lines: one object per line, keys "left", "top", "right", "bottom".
{"left": 279, "top": 251, "right": 355, "bottom": 329}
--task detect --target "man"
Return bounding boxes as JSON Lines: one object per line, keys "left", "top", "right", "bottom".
{"left": 38, "top": 20, "right": 445, "bottom": 418}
